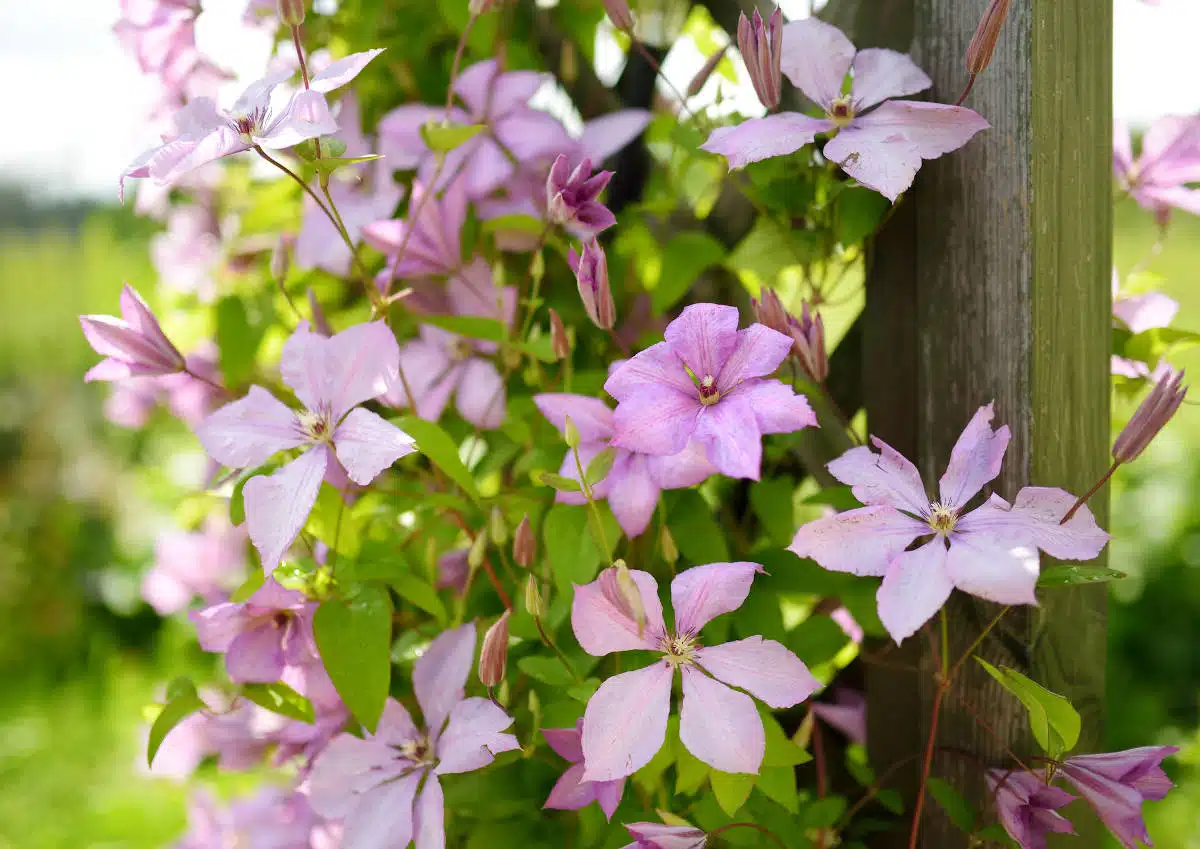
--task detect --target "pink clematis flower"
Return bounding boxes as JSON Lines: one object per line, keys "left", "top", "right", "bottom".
{"left": 546, "top": 155, "right": 617, "bottom": 237}
{"left": 1112, "top": 268, "right": 1179, "bottom": 378}
{"left": 196, "top": 321, "right": 415, "bottom": 571}
{"left": 1114, "top": 116, "right": 1200, "bottom": 219}
{"left": 701, "top": 18, "right": 988, "bottom": 201}
{"left": 573, "top": 563, "right": 819, "bottom": 779}
{"left": 362, "top": 177, "right": 469, "bottom": 283}
{"left": 142, "top": 515, "right": 247, "bottom": 614}
{"left": 789, "top": 404, "right": 1110, "bottom": 643}
{"left": 120, "top": 49, "right": 383, "bottom": 199}
{"left": 173, "top": 787, "right": 320, "bottom": 849}
{"left": 383, "top": 265, "right": 515, "bottom": 429}
{"left": 534, "top": 393, "right": 715, "bottom": 537}
{"left": 812, "top": 688, "right": 866, "bottom": 746}
{"left": 1059, "top": 746, "right": 1178, "bottom": 849}
{"left": 190, "top": 578, "right": 317, "bottom": 683}
{"left": 150, "top": 203, "right": 225, "bottom": 301}
{"left": 988, "top": 769, "right": 1076, "bottom": 849}
{"left": 80, "top": 283, "right": 186, "bottom": 381}
{"left": 620, "top": 822, "right": 707, "bottom": 849}
{"left": 306, "top": 623, "right": 521, "bottom": 849}
{"left": 543, "top": 719, "right": 626, "bottom": 819}
{"left": 604, "top": 303, "right": 817, "bottom": 481}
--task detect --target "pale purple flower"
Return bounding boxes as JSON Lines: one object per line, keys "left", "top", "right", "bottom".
{"left": 1114, "top": 116, "right": 1200, "bottom": 218}
{"left": 790, "top": 404, "right": 1110, "bottom": 643}
{"left": 115, "top": 0, "right": 228, "bottom": 105}
{"left": 120, "top": 49, "right": 383, "bottom": 198}
{"left": 143, "top": 689, "right": 277, "bottom": 778}
{"left": 80, "top": 283, "right": 186, "bottom": 381}
{"left": 1060, "top": 746, "right": 1178, "bottom": 849}
{"left": 547, "top": 155, "right": 616, "bottom": 236}
{"left": 701, "top": 18, "right": 989, "bottom": 201}
{"left": 988, "top": 769, "right": 1076, "bottom": 849}
{"left": 379, "top": 59, "right": 571, "bottom": 199}
{"left": 190, "top": 578, "right": 317, "bottom": 683}
{"left": 570, "top": 240, "right": 616, "bottom": 330}
{"left": 295, "top": 95, "right": 405, "bottom": 276}
{"left": 604, "top": 303, "right": 817, "bottom": 481}
{"left": 543, "top": 719, "right": 626, "bottom": 819}
{"left": 573, "top": 563, "right": 819, "bottom": 779}
{"left": 173, "top": 787, "right": 320, "bottom": 849}
{"left": 1112, "top": 268, "right": 1179, "bottom": 377}
{"left": 306, "top": 623, "right": 520, "bottom": 849}
{"left": 436, "top": 548, "right": 470, "bottom": 595}
{"left": 621, "top": 822, "right": 707, "bottom": 849}
{"left": 104, "top": 377, "right": 161, "bottom": 429}
{"left": 383, "top": 265, "right": 515, "bottom": 429}
{"left": 362, "top": 177, "right": 468, "bottom": 283}
{"left": 196, "top": 321, "right": 415, "bottom": 571}
{"left": 151, "top": 203, "right": 225, "bottom": 300}
{"left": 143, "top": 515, "right": 247, "bottom": 614}
{"left": 812, "top": 688, "right": 866, "bottom": 746}
{"left": 534, "top": 393, "right": 715, "bottom": 537}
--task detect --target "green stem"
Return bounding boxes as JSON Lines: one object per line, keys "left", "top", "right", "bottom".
{"left": 572, "top": 444, "right": 611, "bottom": 560}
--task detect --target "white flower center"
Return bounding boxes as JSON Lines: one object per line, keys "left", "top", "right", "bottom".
{"left": 397, "top": 735, "right": 434, "bottom": 766}
{"left": 828, "top": 95, "right": 856, "bottom": 128}
{"left": 297, "top": 408, "right": 334, "bottom": 443}
{"left": 660, "top": 632, "right": 699, "bottom": 667}
{"left": 927, "top": 501, "right": 958, "bottom": 534}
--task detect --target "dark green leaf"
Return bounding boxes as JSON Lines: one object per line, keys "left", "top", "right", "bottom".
{"left": 230, "top": 568, "right": 266, "bottom": 603}
{"left": 927, "top": 777, "right": 976, "bottom": 833}
{"left": 1038, "top": 564, "right": 1127, "bottom": 586}
{"left": 585, "top": 447, "right": 617, "bottom": 487}
{"left": 482, "top": 214, "right": 545, "bottom": 236}
{"left": 389, "top": 572, "right": 447, "bottom": 621}
{"left": 313, "top": 154, "right": 383, "bottom": 174}
{"left": 803, "top": 796, "right": 847, "bottom": 829}
{"left": 543, "top": 504, "right": 610, "bottom": 593}
{"left": 750, "top": 476, "right": 796, "bottom": 547}
{"left": 518, "top": 655, "right": 576, "bottom": 688}
{"left": 653, "top": 232, "right": 727, "bottom": 311}
{"left": 666, "top": 490, "right": 729, "bottom": 563}
{"left": 803, "top": 485, "right": 862, "bottom": 511}
{"left": 976, "top": 658, "right": 1080, "bottom": 757}
{"left": 756, "top": 765, "right": 799, "bottom": 812}
{"left": 307, "top": 484, "right": 363, "bottom": 557}
{"left": 418, "top": 314, "right": 507, "bottom": 343}
{"left": 215, "top": 295, "right": 269, "bottom": 385}
{"left": 399, "top": 416, "right": 481, "bottom": 502}
{"left": 314, "top": 585, "right": 393, "bottom": 732}
{"left": 836, "top": 187, "right": 891, "bottom": 246}
{"left": 241, "top": 682, "right": 315, "bottom": 723}
{"left": 147, "top": 678, "right": 205, "bottom": 767}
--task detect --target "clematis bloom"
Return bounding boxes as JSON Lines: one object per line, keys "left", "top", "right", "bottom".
{"left": 80, "top": 283, "right": 186, "bottom": 381}
{"left": 604, "top": 303, "right": 816, "bottom": 480}
{"left": 573, "top": 562, "right": 819, "bottom": 779}
{"left": 143, "top": 515, "right": 246, "bottom": 614}
{"left": 621, "top": 822, "right": 707, "bottom": 849}
{"left": 1114, "top": 116, "right": 1200, "bottom": 219}
{"left": 988, "top": 769, "right": 1076, "bottom": 849}
{"left": 547, "top": 155, "right": 616, "bottom": 237}
{"left": 1059, "top": 746, "right": 1178, "bottom": 849}
{"left": 701, "top": 18, "right": 988, "bottom": 201}
{"left": 197, "top": 321, "right": 415, "bottom": 571}
{"left": 790, "top": 404, "right": 1110, "bottom": 642}
{"left": 542, "top": 719, "right": 626, "bottom": 819}
{"left": 306, "top": 623, "right": 520, "bottom": 849}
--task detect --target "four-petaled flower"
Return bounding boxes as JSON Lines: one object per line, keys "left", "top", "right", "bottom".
{"left": 197, "top": 321, "right": 415, "bottom": 571}
{"left": 542, "top": 719, "right": 626, "bottom": 820}
{"left": 307, "top": 623, "right": 520, "bottom": 849}
{"left": 790, "top": 404, "right": 1110, "bottom": 642}
{"left": 605, "top": 303, "right": 816, "bottom": 480}
{"left": 1060, "top": 746, "right": 1178, "bottom": 849}
{"left": 701, "top": 18, "right": 988, "bottom": 201}
{"left": 988, "top": 769, "right": 1076, "bottom": 849}
{"left": 572, "top": 562, "right": 819, "bottom": 779}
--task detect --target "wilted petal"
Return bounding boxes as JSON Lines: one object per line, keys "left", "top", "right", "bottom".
{"left": 778, "top": 18, "right": 855, "bottom": 108}
{"left": 196, "top": 386, "right": 306, "bottom": 469}
{"left": 876, "top": 539, "right": 952, "bottom": 643}
{"left": 455, "top": 357, "right": 506, "bottom": 429}
{"left": 281, "top": 322, "right": 400, "bottom": 421}
{"left": 572, "top": 569, "right": 666, "bottom": 654}
{"left": 957, "top": 488, "right": 1110, "bottom": 561}
{"left": 225, "top": 622, "right": 286, "bottom": 683}
{"left": 827, "top": 437, "right": 930, "bottom": 515}
{"left": 664, "top": 303, "right": 741, "bottom": 381}
{"left": 679, "top": 666, "right": 764, "bottom": 774}
{"left": 790, "top": 505, "right": 926, "bottom": 576}
{"left": 607, "top": 454, "right": 661, "bottom": 538}
{"left": 937, "top": 403, "right": 1011, "bottom": 509}
{"left": 414, "top": 622, "right": 476, "bottom": 735}
{"left": 434, "top": 696, "right": 519, "bottom": 774}
{"left": 610, "top": 386, "right": 700, "bottom": 457}
{"left": 701, "top": 112, "right": 832, "bottom": 169}
{"left": 340, "top": 773, "right": 420, "bottom": 849}
{"left": 850, "top": 48, "right": 932, "bottom": 110}
{"left": 534, "top": 393, "right": 616, "bottom": 442}
{"left": 694, "top": 394, "right": 763, "bottom": 480}
{"left": 309, "top": 48, "right": 386, "bottom": 94}
{"left": 671, "top": 561, "right": 763, "bottom": 634}
{"left": 945, "top": 533, "right": 1039, "bottom": 606}
{"left": 581, "top": 662, "right": 673, "bottom": 781}
{"left": 333, "top": 407, "right": 416, "bottom": 485}
{"left": 696, "top": 636, "right": 819, "bottom": 708}
{"left": 412, "top": 774, "right": 445, "bottom": 849}
{"left": 243, "top": 446, "right": 328, "bottom": 572}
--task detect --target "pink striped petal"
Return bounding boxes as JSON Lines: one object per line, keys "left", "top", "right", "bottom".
{"left": 571, "top": 569, "right": 666, "bottom": 654}
{"left": 937, "top": 403, "right": 1010, "bottom": 509}
{"left": 309, "top": 49, "right": 385, "bottom": 94}
{"left": 678, "top": 667, "right": 764, "bottom": 774}
{"left": 333, "top": 408, "right": 416, "bottom": 485}
{"left": 790, "top": 505, "right": 926, "bottom": 576}
{"left": 435, "top": 697, "right": 519, "bottom": 774}
{"left": 604, "top": 341, "right": 697, "bottom": 399}
{"left": 243, "top": 446, "right": 328, "bottom": 572}
{"left": 671, "top": 561, "right": 763, "bottom": 635}
{"left": 534, "top": 393, "right": 616, "bottom": 443}
{"left": 696, "top": 636, "right": 819, "bottom": 709}
{"left": 700, "top": 113, "right": 831, "bottom": 170}
{"left": 876, "top": 540, "right": 952, "bottom": 643}
{"left": 196, "top": 386, "right": 305, "bottom": 469}
{"left": 694, "top": 394, "right": 763, "bottom": 480}
{"left": 945, "top": 533, "right": 1039, "bottom": 606}
{"left": 956, "top": 488, "right": 1109, "bottom": 561}
{"left": 779, "top": 18, "right": 855, "bottom": 108}
{"left": 340, "top": 773, "right": 420, "bottom": 849}
{"left": 414, "top": 622, "right": 475, "bottom": 734}
{"left": 581, "top": 662, "right": 673, "bottom": 781}
{"left": 850, "top": 48, "right": 931, "bottom": 110}
{"left": 663, "top": 303, "right": 741, "bottom": 382}
{"left": 412, "top": 774, "right": 444, "bottom": 849}
{"left": 543, "top": 763, "right": 596, "bottom": 811}
{"left": 610, "top": 386, "right": 700, "bottom": 457}
{"left": 827, "top": 438, "right": 929, "bottom": 515}
{"left": 607, "top": 454, "right": 661, "bottom": 538}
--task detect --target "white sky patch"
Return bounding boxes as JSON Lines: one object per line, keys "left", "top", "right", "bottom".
{"left": 0, "top": 0, "right": 1193, "bottom": 198}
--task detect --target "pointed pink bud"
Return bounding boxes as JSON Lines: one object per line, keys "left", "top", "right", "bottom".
{"left": 80, "top": 284, "right": 187, "bottom": 382}
{"left": 1113, "top": 368, "right": 1187, "bottom": 463}
{"left": 966, "top": 0, "right": 1011, "bottom": 76}
{"left": 478, "top": 610, "right": 511, "bottom": 688}
{"left": 597, "top": 562, "right": 645, "bottom": 637}
{"left": 569, "top": 241, "right": 616, "bottom": 330}
{"left": 738, "top": 8, "right": 783, "bottom": 110}
{"left": 751, "top": 287, "right": 792, "bottom": 337}
{"left": 547, "top": 155, "right": 616, "bottom": 237}
{"left": 513, "top": 514, "right": 536, "bottom": 568}
{"left": 601, "top": 0, "right": 634, "bottom": 31}
{"left": 278, "top": 0, "right": 305, "bottom": 26}
{"left": 549, "top": 308, "right": 571, "bottom": 360}
{"left": 687, "top": 45, "right": 729, "bottom": 98}
{"left": 306, "top": 288, "right": 334, "bottom": 337}
{"left": 751, "top": 289, "right": 828, "bottom": 383}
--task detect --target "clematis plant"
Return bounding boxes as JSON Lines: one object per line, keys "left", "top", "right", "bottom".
{"left": 542, "top": 719, "right": 626, "bottom": 819}
{"left": 1114, "top": 115, "right": 1200, "bottom": 219}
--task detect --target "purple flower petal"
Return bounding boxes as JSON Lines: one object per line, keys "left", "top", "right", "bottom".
{"left": 945, "top": 533, "right": 1039, "bottom": 606}
{"left": 196, "top": 386, "right": 305, "bottom": 469}
{"left": 779, "top": 18, "right": 855, "bottom": 109}
{"left": 1066, "top": 747, "right": 1178, "bottom": 802}
{"left": 790, "top": 505, "right": 927, "bottom": 576}
{"left": 225, "top": 622, "right": 286, "bottom": 683}
{"left": 646, "top": 440, "right": 716, "bottom": 490}
{"left": 309, "top": 48, "right": 386, "bottom": 94}
{"left": 1113, "top": 292, "right": 1179, "bottom": 335}
{"left": 375, "top": 699, "right": 422, "bottom": 747}
{"left": 243, "top": 445, "right": 328, "bottom": 572}
{"left": 281, "top": 321, "right": 399, "bottom": 422}
{"left": 678, "top": 666, "right": 764, "bottom": 774}
{"left": 876, "top": 539, "right": 952, "bottom": 643}
{"left": 671, "top": 561, "right": 763, "bottom": 635}
{"left": 580, "top": 661, "right": 673, "bottom": 781}
{"left": 542, "top": 724, "right": 584, "bottom": 762}
{"left": 307, "top": 735, "right": 398, "bottom": 818}
{"left": 827, "top": 437, "right": 930, "bottom": 515}
{"left": 957, "top": 488, "right": 1110, "bottom": 561}
{"left": 849, "top": 48, "right": 931, "bottom": 111}
{"left": 434, "top": 696, "right": 520, "bottom": 774}
{"left": 258, "top": 90, "right": 338, "bottom": 149}
{"left": 694, "top": 393, "right": 763, "bottom": 479}
{"left": 333, "top": 407, "right": 416, "bottom": 485}
{"left": 414, "top": 622, "right": 476, "bottom": 735}
{"left": 938, "top": 403, "right": 1011, "bottom": 509}
{"left": 607, "top": 454, "right": 661, "bottom": 538}
{"left": 595, "top": 777, "right": 625, "bottom": 820}
{"left": 534, "top": 393, "right": 616, "bottom": 443}
{"left": 604, "top": 341, "right": 696, "bottom": 399}
{"left": 572, "top": 569, "right": 666, "bottom": 654}
{"left": 544, "top": 762, "right": 597, "bottom": 811}
{"left": 340, "top": 773, "right": 421, "bottom": 849}
{"left": 700, "top": 112, "right": 832, "bottom": 169}
{"left": 610, "top": 386, "right": 700, "bottom": 457}
{"left": 1114, "top": 119, "right": 1135, "bottom": 176}
{"left": 663, "top": 303, "right": 741, "bottom": 382}
{"left": 453, "top": 59, "right": 544, "bottom": 118}
{"left": 413, "top": 775, "right": 444, "bottom": 849}
{"left": 1059, "top": 761, "right": 1153, "bottom": 849}
{"left": 696, "top": 636, "right": 819, "bottom": 709}
{"left": 454, "top": 358, "right": 506, "bottom": 429}
{"left": 715, "top": 324, "right": 792, "bottom": 390}
{"left": 580, "top": 110, "right": 651, "bottom": 161}
{"left": 736, "top": 379, "right": 817, "bottom": 435}
{"left": 390, "top": 338, "right": 458, "bottom": 421}
{"left": 190, "top": 602, "right": 248, "bottom": 652}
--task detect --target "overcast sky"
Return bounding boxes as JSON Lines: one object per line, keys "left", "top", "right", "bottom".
{"left": 0, "top": 0, "right": 1196, "bottom": 199}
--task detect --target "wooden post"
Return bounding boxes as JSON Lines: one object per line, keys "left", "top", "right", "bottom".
{"left": 862, "top": 0, "right": 1112, "bottom": 845}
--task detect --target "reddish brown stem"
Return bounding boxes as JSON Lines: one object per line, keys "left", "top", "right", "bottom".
{"left": 812, "top": 712, "right": 828, "bottom": 849}
{"left": 909, "top": 679, "right": 948, "bottom": 849}
{"left": 1060, "top": 460, "right": 1118, "bottom": 524}
{"left": 954, "top": 74, "right": 976, "bottom": 106}
{"left": 481, "top": 556, "right": 513, "bottom": 610}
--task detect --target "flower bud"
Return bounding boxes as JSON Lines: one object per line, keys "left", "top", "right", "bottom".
{"left": 688, "top": 44, "right": 729, "bottom": 98}
{"left": 569, "top": 240, "right": 616, "bottom": 330}
{"left": 306, "top": 287, "right": 334, "bottom": 337}
{"left": 278, "top": 0, "right": 305, "bottom": 26}
{"left": 478, "top": 610, "right": 510, "bottom": 688}
{"left": 794, "top": 301, "right": 829, "bottom": 385}
{"left": 660, "top": 525, "right": 679, "bottom": 565}
{"left": 468, "top": 532, "right": 488, "bottom": 571}
{"left": 1113, "top": 368, "right": 1187, "bottom": 463}
{"left": 602, "top": 0, "right": 634, "bottom": 31}
{"left": 531, "top": 248, "right": 546, "bottom": 285}
{"left": 965, "top": 0, "right": 1011, "bottom": 76}
{"left": 563, "top": 413, "right": 581, "bottom": 449}
{"left": 271, "top": 233, "right": 293, "bottom": 280}
{"left": 549, "top": 308, "right": 571, "bottom": 360}
{"left": 599, "top": 561, "right": 646, "bottom": 637}
{"left": 489, "top": 506, "right": 508, "bottom": 545}
{"left": 738, "top": 8, "right": 783, "bottom": 110}
{"left": 751, "top": 287, "right": 792, "bottom": 337}
{"left": 524, "top": 575, "right": 544, "bottom": 619}
{"left": 513, "top": 515, "right": 536, "bottom": 568}
{"left": 547, "top": 156, "right": 616, "bottom": 237}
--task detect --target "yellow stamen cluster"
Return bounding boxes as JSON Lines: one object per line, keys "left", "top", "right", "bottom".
{"left": 661, "top": 633, "right": 699, "bottom": 668}
{"left": 927, "top": 502, "right": 958, "bottom": 534}
{"left": 828, "top": 95, "right": 855, "bottom": 128}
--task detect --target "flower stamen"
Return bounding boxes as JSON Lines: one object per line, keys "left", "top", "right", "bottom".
{"left": 927, "top": 501, "right": 958, "bottom": 534}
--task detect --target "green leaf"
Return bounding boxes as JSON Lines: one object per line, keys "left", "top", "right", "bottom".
{"left": 836, "top": 186, "right": 891, "bottom": 246}
{"left": 215, "top": 295, "right": 268, "bottom": 385}
{"left": 763, "top": 712, "right": 812, "bottom": 767}
{"left": 399, "top": 416, "right": 481, "bottom": 502}
{"left": 1038, "top": 564, "right": 1127, "bottom": 586}
{"left": 711, "top": 771, "right": 755, "bottom": 816}
{"left": 241, "top": 682, "right": 315, "bottom": 723}
{"left": 802, "top": 796, "right": 847, "bottom": 829}
{"left": 877, "top": 788, "right": 905, "bottom": 814}
{"left": 313, "top": 154, "right": 383, "bottom": 174}
{"left": 147, "top": 678, "right": 205, "bottom": 767}
{"left": 419, "top": 121, "right": 485, "bottom": 152}
{"left": 518, "top": 655, "right": 575, "bottom": 689}
{"left": 532, "top": 470, "right": 582, "bottom": 493}
{"left": 482, "top": 213, "right": 545, "bottom": 236}
{"left": 307, "top": 484, "right": 363, "bottom": 557}
{"left": 927, "top": 777, "right": 976, "bottom": 833}
{"left": 543, "top": 504, "right": 612, "bottom": 593}
{"left": 756, "top": 765, "right": 799, "bottom": 813}
{"left": 389, "top": 572, "right": 447, "bottom": 621}
{"left": 418, "top": 314, "right": 507, "bottom": 343}
{"left": 230, "top": 568, "right": 266, "bottom": 603}
{"left": 585, "top": 447, "right": 617, "bottom": 487}
{"left": 652, "top": 232, "right": 727, "bottom": 311}
{"left": 633, "top": 719, "right": 677, "bottom": 792}
{"left": 976, "top": 658, "right": 1081, "bottom": 757}
{"left": 802, "top": 485, "right": 862, "bottom": 512}
{"left": 750, "top": 476, "right": 796, "bottom": 547}
{"left": 314, "top": 585, "right": 393, "bottom": 732}
{"left": 666, "top": 490, "right": 729, "bottom": 563}
{"left": 566, "top": 678, "right": 601, "bottom": 703}
{"left": 674, "top": 741, "right": 709, "bottom": 795}
{"left": 295, "top": 136, "right": 348, "bottom": 161}
{"left": 976, "top": 823, "right": 1019, "bottom": 847}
